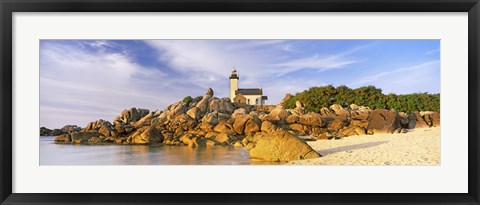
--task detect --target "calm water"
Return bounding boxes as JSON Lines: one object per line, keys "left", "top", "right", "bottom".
{"left": 40, "top": 136, "right": 277, "bottom": 165}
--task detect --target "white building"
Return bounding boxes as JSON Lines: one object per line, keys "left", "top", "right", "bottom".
{"left": 229, "top": 69, "right": 268, "bottom": 105}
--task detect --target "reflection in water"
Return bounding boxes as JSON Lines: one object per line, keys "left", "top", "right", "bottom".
{"left": 40, "top": 137, "right": 278, "bottom": 165}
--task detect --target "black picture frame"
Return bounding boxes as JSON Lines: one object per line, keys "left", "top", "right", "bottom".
{"left": 1, "top": 0, "right": 479, "bottom": 204}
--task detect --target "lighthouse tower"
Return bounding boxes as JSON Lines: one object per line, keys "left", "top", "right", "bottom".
{"left": 229, "top": 69, "right": 239, "bottom": 101}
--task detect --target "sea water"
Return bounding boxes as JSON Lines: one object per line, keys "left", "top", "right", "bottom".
{"left": 40, "top": 136, "right": 277, "bottom": 165}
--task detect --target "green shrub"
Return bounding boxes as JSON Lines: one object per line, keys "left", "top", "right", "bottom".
{"left": 284, "top": 85, "right": 440, "bottom": 114}
{"left": 182, "top": 96, "right": 193, "bottom": 105}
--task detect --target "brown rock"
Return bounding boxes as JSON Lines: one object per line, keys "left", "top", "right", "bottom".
{"left": 349, "top": 120, "right": 369, "bottom": 129}
{"left": 298, "top": 113, "right": 325, "bottom": 127}
{"left": 261, "top": 121, "right": 277, "bottom": 133}
{"left": 408, "top": 112, "right": 430, "bottom": 129}
{"left": 71, "top": 132, "right": 102, "bottom": 144}
{"left": 202, "top": 112, "right": 219, "bottom": 125}
{"left": 205, "top": 132, "right": 219, "bottom": 139}
{"left": 234, "top": 141, "right": 244, "bottom": 147}
{"left": 337, "top": 126, "right": 366, "bottom": 137}
{"left": 316, "top": 134, "right": 328, "bottom": 140}
{"left": 286, "top": 115, "right": 300, "bottom": 124}
{"left": 330, "top": 104, "right": 350, "bottom": 117}
{"left": 186, "top": 107, "right": 202, "bottom": 120}
{"left": 351, "top": 111, "right": 370, "bottom": 120}
{"left": 214, "top": 133, "right": 235, "bottom": 144}
{"left": 244, "top": 117, "right": 261, "bottom": 134}
{"left": 54, "top": 134, "right": 71, "bottom": 143}
{"left": 131, "top": 127, "right": 164, "bottom": 144}
{"left": 233, "top": 114, "right": 251, "bottom": 134}
{"left": 263, "top": 106, "right": 289, "bottom": 122}
{"left": 245, "top": 142, "right": 256, "bottom": 150}
{"left": 249, "top": 130, "right": 321, "bottom": 162}
{"left": 289, "top": 123, "right": 308, "bottom": 135}
{"left": 428, "top": 112, "right": 440, "bottom": 127}
{"left": 88, "top": 137, "right": 101, "bottom": 143}
{"left": 319, "top": 107, "right": 333, "bottom": 116}
{"left": 327, "top": 118, "right": 346, "bottom": 130}
{"left": 213, "top": 121, "right": 236, "bottom": 135}
{"left": 367, "top": 109, "right": 401, "bottom": 134}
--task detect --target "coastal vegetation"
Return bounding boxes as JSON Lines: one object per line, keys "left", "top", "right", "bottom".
{"left": 45, "top": 88, "right": 440, "bottom": 162}
{"left": 282, "top": 85, "right": 440, "bottom": 114}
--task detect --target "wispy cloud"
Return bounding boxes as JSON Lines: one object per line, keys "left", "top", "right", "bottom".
{"left": 425, "top": 48, "right": 440, "bottom": 55}
{"left": 348, "top": 60, "right": 440, "bottom": 94}
{"left": 144, "top": 40, "right": 362, "bottom": 95}
{"left": 40, "top": 40, "right": 440, "bottom": 128}
{"left": 40, "top": 41, "right": 196, "bottom": 128}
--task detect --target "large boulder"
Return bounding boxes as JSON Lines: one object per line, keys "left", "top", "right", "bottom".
{"left": 61, "top": 125, "right": 82, "bottom": 134}
{"left": 351, "top": 111, "right": 370, "bottom": 121}
{"left": 337, "top": 126, "right": 366, "bottom": 137}
{"left": 54, "top": 134, "right": 72, "bottom": 142}
{"left": 129, "top": 126, "right": 164, "bottom": 144}
{"left": 286, "top": 115, "right": 300, "bottom": 124}
{"left": 367, "top": 109, "right": 401, "bottom": 134}
{"left": 429, "top": 112, "right": 440, "bottom": 127}
{"left": 232, "top": 114, "right": 260, "bottom": 135}
{"left": 179, "top": 133, "right": 206, "bottom": 147}
{"left": 113, "top": 108, "right": 150, "bottom": 125}
{"left": 50, "top": 129, "right": 65, "bottom": 136}
{"left": 261, "top": 121, "right": 277, "bottom": 133}
{"left": 232, "top": 114, "right": 250, "bottom": 134}
{"left": 262, "top": 106, "right": 289, "bottom": 122}
{"left": 202, "top": 112, "right": 219, "bottom": 125}
{"left": 213, "top": 133, "right": 236, "bottom": 145}
{"left": 319, "top": 107, "right": 333, "bottom": 116}
{"left": 289, "top": 123, "right": 308, "bottom": 135}
{"left": 209, "top": 97, "right": 235, "bottom": 114}
{"left": 408, "top": 112, "right": 430, "bottom": 129}
{"left": 40, "top": 127, "right": 52, "bottom": 136}
{"left": 83, "top": 119, "right": 113, "bottom": 133}
{"left": 167, "top": 101, "right": 188, "bottom": 120}
{"left": 244, "top": 117, "right": 261, "bottom": 134}
{"left": 298, "top": 113, "right": 325, "bottom": 127}
{"left": 330, "top": 104, "right": 350, "bottom": 117}
{"left": 186, "top": 107, "right": 202, "bottom": 120}
{"left": 71, "top": 132, "right": 102, "bottom": 144}
{"left": 195, "top": 88, "right": 214, "bottom": 114}
{"left": 327, "top": 118, "right": 346, "bottom": 131}
{"left": 170, "top": 114, "right": 198, "bottom": 131}
{"left": 213, "top": 121, "right": 236, "bottom": 135}
{"left": 133, "top": 111, "right": 157, "bottom": 128}
{"left": 421, "top": 111, "right": 440, "bottom": 127}
{"left": 249, "top": 131, "right": 321, "bottom": 162}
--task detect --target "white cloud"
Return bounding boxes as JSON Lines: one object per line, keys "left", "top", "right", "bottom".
{"left": 40, "top": 41, "right": 192, "bottom": 128}
{"left": 348, "top": 61, "right": 440, "bottom": 94}
{"left": 425, "top": 48, "right": 440, "bottom": 55}
{"left": 144, "top": 40, "right": 362, "bottom": 103}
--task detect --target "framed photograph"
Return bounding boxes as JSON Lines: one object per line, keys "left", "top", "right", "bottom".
{"left": 1, "top": 0, "right": 479, "bottom": 204}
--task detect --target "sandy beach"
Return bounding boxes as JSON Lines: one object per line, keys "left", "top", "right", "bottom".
{"left": 288, "top": 127, "right": 440, "bottom": 165}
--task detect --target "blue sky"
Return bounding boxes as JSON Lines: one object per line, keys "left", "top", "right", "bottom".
{"left": 40, "top": 40, "right": 440, "bottom": 128}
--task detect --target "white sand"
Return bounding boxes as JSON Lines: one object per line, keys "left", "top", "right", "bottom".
{"left": 288, "top": 127, "right": 440, "bottom": 165}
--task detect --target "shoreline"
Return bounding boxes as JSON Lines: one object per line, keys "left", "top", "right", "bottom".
{"left": 288, "top": 127, "right": 440, "bottom": 165}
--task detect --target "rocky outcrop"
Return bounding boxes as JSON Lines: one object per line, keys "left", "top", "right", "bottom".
{"left": 262, "top": 106, "right": 289, "bottom": 122}
{"left": 50, "top": 88, "right": 440, "bottom": 162}
{"left": 54, "top": 134, "right": 72, "bottom": 142}
{"left": 128, "top": 126, "right": 164, "bottom": 144}
{"left": 298, "top": 113, "right": 325, "bottom": 127}
{"left": 71, "top": 132, "right": 102, "bottom": 144}
{"left": 249, "top": 131, "right": 321, "bottom": 162}
{"left": 330, "top": 104, "right": 350, "bottom": 117}
{"left": 40, "top": 125, "right": 82, "bottom": 136}
{"left": 367, "top": 109, "right": 401, "bottom": 134}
